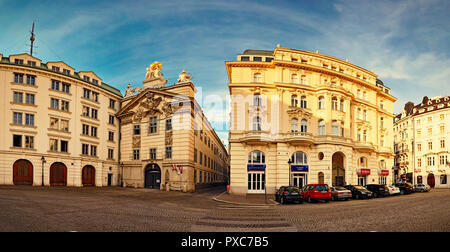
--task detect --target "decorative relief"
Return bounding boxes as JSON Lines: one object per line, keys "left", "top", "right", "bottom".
{"left": 132, "top": 135, "right": 141, "bottom": 148}
{"left": 287, "top": 107, "right": 312, "bottom": 120}
{"left": 132, "top": 93, "right": 163, "bottom": 122}
{"left": 165, "top": 130, "right": 173, "bottom": 146}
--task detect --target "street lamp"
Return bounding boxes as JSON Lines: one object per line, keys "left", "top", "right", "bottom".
{"left": 41, "top": 156, "right": 46, "bottom": 186}
{"left": 288, "top": 158, "right": 293, "bottom": 186}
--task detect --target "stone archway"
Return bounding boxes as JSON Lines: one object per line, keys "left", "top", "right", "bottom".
{"left": 50, "top": 162, "right": 67, "bottom": 186}
{"left": 13, "top": 159, "right": 33, "bottom": 185}
{"left": 332, "top": 152, "right": 345, "bottom": 186}
{"left": 82, "top": 165, "right": 95, "bottom": 187}
{"left": 144, "top": 163, "right": 161, "bottom": 189}
{"left": 318, "top": 172, "right": 324, "bottom": 184}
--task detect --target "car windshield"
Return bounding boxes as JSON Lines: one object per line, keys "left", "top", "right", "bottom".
{"left": 354, "top": 186, "right": 366, "bottom": 190}
{"left": 315, "top": 185, "right": 329, "bottom": 191}
{"left": 334, "top": 186, "right": 347, "bottom": 190}
{"left": 287, "top": 187, "right": 299, "bottom": 192}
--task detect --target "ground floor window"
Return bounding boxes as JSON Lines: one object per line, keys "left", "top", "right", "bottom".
{"left": 248, "top": 172, "right": 265, "bottom": 193}
{"left": 291, "top": 173, "right": 307, "bottom": 188}
{"left": 379, "top": 176, "right": 387, "bottom": 185}
{"left": 441, "top": 175, "right": 447, "bottom": 185}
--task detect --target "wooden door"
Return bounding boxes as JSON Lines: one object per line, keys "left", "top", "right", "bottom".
{"left": 13, "top": 160, "right": 33, "bottom": 185}
{"left": 427, "top": 174, "right": 435, "bottom": 188}
{"left": 50, "top": 163, "right": 67, "bottom": 186}
{"left": 82, "top": 166, "right": 95, "bottom": 186}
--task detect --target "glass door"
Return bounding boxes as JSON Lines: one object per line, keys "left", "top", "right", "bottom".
{"left": 248, "top": 172, "right": 265, "bottom": 194}
{"left": 292, "top": 173, "right": 307, "bottom": 188}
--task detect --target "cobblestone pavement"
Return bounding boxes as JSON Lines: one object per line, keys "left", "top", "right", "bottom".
{"left": 0, "top": 185, "right": 449, "bottom": 232}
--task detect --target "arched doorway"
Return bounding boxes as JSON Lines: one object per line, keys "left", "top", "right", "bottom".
{"left": 427, "top": 173, "right": 435, "bottom": 188}
{"left": 13, "top": 159, "right": 33, "bottom": 185}
{"left": 318, "top": 172, "right": 324, "bottom": 184}
{"left": 332, "top": 152, "right": 345, "bottom": 186}
{"left": 144, "top": 163, "right": 161, "bottom": 189}
{"left": 50, "top": 162, "right": 67, "bottom": 186}
{"left": 82, "top": 165, "right": 95, "bottom": 186}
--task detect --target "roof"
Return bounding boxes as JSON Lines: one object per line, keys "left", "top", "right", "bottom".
{"left": 241, "top": 49, "right": 274, "bottom": 56}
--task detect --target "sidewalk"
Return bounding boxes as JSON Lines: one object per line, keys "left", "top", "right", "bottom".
{"left": 213, "top": 191, "right": 279, "bottom": 206}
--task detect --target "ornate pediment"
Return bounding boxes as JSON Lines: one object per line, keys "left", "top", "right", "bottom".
{"left": 287, "top": 107, "right": 312, "bottom": 119}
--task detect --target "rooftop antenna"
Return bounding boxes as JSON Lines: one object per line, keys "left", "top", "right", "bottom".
{"left": 29, "top": 22, "right": 36, "bottom": 56}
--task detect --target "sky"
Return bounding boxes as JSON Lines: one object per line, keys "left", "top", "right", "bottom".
{"left": 0, "top": 0, "right": 449, "bottom": 144}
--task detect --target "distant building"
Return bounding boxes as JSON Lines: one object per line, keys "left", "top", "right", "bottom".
{"left": 394, "top": 96, "right": 450, "bottom": 188}
{"left": 226, "top": 46, "right": 397, "bottom": 195}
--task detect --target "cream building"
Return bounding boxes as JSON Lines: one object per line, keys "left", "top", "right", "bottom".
{"left": 226, "top": 46, "right": 397, "bottom": 195}
{"left": 0, "top": 53, "right": 122, "bottom": 187}
{"left": 117, "top": 63, "right": 229, "bottom": 192}
{"left": 394, "top": 96, "right": 450, "bottom": 188}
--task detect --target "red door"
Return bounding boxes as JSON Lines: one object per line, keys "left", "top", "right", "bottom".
{"left": 13, "top": 160, "right": 33, "bottom": 185}
{"left": 82, "top": 165, "right": 95, "bottom": 186}
{"left": 50, "top": 162, "right": 67, "bottom": 186}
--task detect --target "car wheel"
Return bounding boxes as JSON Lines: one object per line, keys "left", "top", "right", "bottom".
{"left": 374, "top": 193, "right": 378, "bottom": 198}
{"left": 280, "top": 197, "right": 285, "bottom": 205}
{"left": 308, "top": 196, "right": 312, "bottom": 203}
{"left": 400, "top": 190, "right": 404, "bottom": 195}
{"left": 356, "top": 194, "right": 359, "bottom": 200}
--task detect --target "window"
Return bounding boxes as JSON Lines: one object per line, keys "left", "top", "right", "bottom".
{"left": 15, "top": 59, "right": 24, "bottom": 65}
{"left": 253, "top": 94, "right": 261, "bottom": 107}
{"left": 440, "top": 125, "right": 445, "bottom": 134}
{"left": 60, "top": 120, "right": 69, "bottom": 132}
{"left": 441, "top": 140, "right": 445, "bottom": 149}
{"left": 92, "top": 79, "right": 99, "bottom": 85}
{"left": 150, "top": 148, "right": 157, "bottom": 160}
{"left": 318, "top": 120, "right": 325, "bottom": 136}
{"left": 83, "top": 76, "right": 90, "bottom": 82}
{"left": 428, "top": 142, "right": 433, "bottom": 150}
{"left": 109, "top": 99, "right": 116, "bottom": 110}
{"left": 265, "top": 57, "right": 273, "bottom": 62}
{"left": 318, "top": 96, "right": 325, "bottom": 109}
{"left": 418, "top": 158, "right": 422, "bottom": 167}
{"left": 109, "top": 115, "right": 115, "bottom": 125}
{"left": 133, "top": 149, "right": 140, "bottom": 160}
{"left": 428, "top": 128, "right": 432, "bottom": 136}
{"left": 60, "top": 140, "right": 68, "bottom": 153}
{"left": 332, "top": 120, "right": 339, "bottom": 136}
{"left": 50, "top": 98, "right": 59, "bottom": 110}
{"left": 291, "top": 95, "right": 298, "bottom": 107}
{"left": 194, "top": 149, "right": 197, "bottom": 163}
{"left": 14, "top": 73, "right": 24, "bottom": 83}
{"left": 92, "top": 92, "right": 99, "bottom": 102}
{"left": 291, "top": 74, "right": 299, "bottom": 84}
{"left": 108, "top": 131, "right": 114, "bottom": 141}
{"left": 91, "top": 109, "right": 98, "bottom": 119}
{"left": 241, "top": 56, "right": 250, "bottom": 61}
{"left": 50, "top": 118, "right": 59, "bottom": 130}
{"left": 26, "top": 75, "right": 35, "bottom": 85}
{"left": 358, "top": 157, "right": 368, "bottom": 169}
{"left": 253, "top": 73, "right": 263, "bottom": 83}
{"left": 300, "top": 96, "right": 307, "bottom": 108}
{"left": 27, "top": 61, "right": 36, "bottom": 66}
{"left": 291, "top": 152, "right": 307, "bottom": 164}
{"left": 248, "top": 151, "right": 265, "bottom": 164}
{"left": 363, "top": 130, "right": 367, "bottom": 142}
{"left": 13, "top": 135, "right": 22, "bottom": 147}
{"left": 13, "top": 112, "right": 22, "bottom": 125}
{"left": 133, "top": 125, "right": 141, "bottom": 135}
{"left": 380, "top": 117, "right": 384, "bottom": 129}
{"left": 82, "top": 106, "right": 90, "bottom": 117}
{"left": 13, "top": 92, "right": 23, "bottom": 103}
{"left": 332, "top": 97, "right": 338, "bottom": 110}
{"left": 25, "top": 136, "right": 34, "bottom": 149}
{"left": 91, "top": 145, "right": 97, "bottom": 157}
{"left": 52, "top": 66, "right": 60, "bottom": 72}
{"left": 165, "top": 146, "right": 172, "bottom": 159}
{"left": 25, "top": 94, "right": 35, "bottom": 105}
{"left": 108, "top": 149, "right": 114, "bottom": 160}
{"left": 441, "top": 175, "right": 447, "bottom": 185}
{"left": 63, "top": 69, "right": 71, "bottom": 75}
{"left": 25, "top": 114, "right": 34, "bottom": 126}
{"left": 82, "top": 144, "right": 89, "bottom": 155}
{"left": 82, "top": 124, "right": 89, "bottom": 135}
{"left": 301, "top": 119, "right": 308, "bottom": 133}
{"left": 61, "top": 100, "right": 69, "bottom": 112}
{"left": 91, "top": 126, "right": 98, "bottom": 137}
{"left": 166, "top": 119, "right": 172, "bottom": 131}
{"left": 62, "top": 83, "right": 70, "bottom": 93}
{"left": 49, "top": 139, "right": 58, "bottom": 151}
{"left": 51, "top": 80, "right": 60, "bottom": 91}
{"left": 149, "top": 116, "right": 158, "bottom": 133}
{"left": 300, "top": 75, "right": 308, "bottom": 85}
{"left": 380, "top": 100, "right": 384, "bottom": 109}
{"left": 440, "top": 155, "right": 448, "bottom": 165}
{"left": 253, "top": 117, "right": 261, "bottom": 131}
{"left": 253, "top": 57, "right": 262, "bottom": 62}
{"left": 291, "top": 118, "right": 298, "bottom": 133}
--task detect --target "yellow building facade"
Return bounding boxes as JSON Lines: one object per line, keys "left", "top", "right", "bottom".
{"left": 117, "top": 64, "right": 229, "bottom": 192}
{"left": 0, "top": 53, "right": 122, "bottom": 187}
{"left": 226, "top": 46, "right": 397, "bottom": 195}
{"left": 394, "top": 96, "right": 450, "bottom": 188}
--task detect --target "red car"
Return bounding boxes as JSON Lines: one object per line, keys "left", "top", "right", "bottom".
{"left": 301, "top": 184, "right": 332, "bottom": 203}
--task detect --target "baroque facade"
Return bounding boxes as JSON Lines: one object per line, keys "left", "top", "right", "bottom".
{"left": 0, "top": 53, "right": 122, "bottom": 187}
{"left": 117, "top": 63, "right": 229, "bottom": 192}
{"left": 226, "top": 46, "right": 397, "bottom": 195}
{"left": 394, "top": 96, "right": 450, "bottom": 188}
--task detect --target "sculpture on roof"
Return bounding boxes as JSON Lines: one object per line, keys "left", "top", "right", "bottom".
{"left": 124, "top": 83, "right": 137, "bottom": 98}
{"left": 145, "top": 62, "right": 163, "bottom": 80}
{"left": 177, "top": 69, "right": 192, "bottom": 83}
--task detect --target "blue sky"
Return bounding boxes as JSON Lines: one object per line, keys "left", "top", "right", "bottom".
{"left": 1, "top": 0, "right": 449, "bottom": 144}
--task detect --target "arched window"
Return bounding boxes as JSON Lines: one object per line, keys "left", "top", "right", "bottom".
{"left": 253, "top": 73, "right": 263, "bottom": 83}
{"left": 291, "top": 152, "right": 307, "bottom": 165}
{"left": 248, "top": 151, "right": 265, "bottom": 164}
{"left": 291, "top": 95, "right": 298, "bottom": 107}
{"left": 363, "top": 130, "right": 367, "bottom": 142}
{"left": 301, "top": 119, "right": 308, "bottom": 133}
{"left": 291, "top": 118, "right": 298, "bottom": 133}
{"left": 318, "top": 120, "right": 325, "bottom": 136}
{"left": 300, "top": 96, "right": 307, "bottom": 108}
{"left": 318, "top": 96, "right": 325, "bottom": 109}
{"left": 380, "top": 117, "right": 384, "bottom": 129}
{"left": 300, "top": 75, "right": 307, "bottom": 85}
{"left": 253, "top": 94, "right": 261, "bottom": 107}
{"left": 253, "top": 117, "right": 262, "bottom": 131}
{"left": 340, "top": 99, "right": 344, "bottom": 111}
{"left": 357, "top": 108, "right": 362, "bottom": 120}
{"left": 358, "top": 157, "right": 368, "bottom": 169}
{"left": 291, "top": 74, "right": 299, "bottom": 84}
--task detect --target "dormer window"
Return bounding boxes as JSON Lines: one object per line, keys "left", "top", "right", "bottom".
{"left": 84, "top": 76, "right": 90, "bottom": 82}
{"left": 27, "top": 61, "right": 36, "bottom": 67}
{"left": 241, "top": 56, "right": 250, "bottom": 61}
{"left": 63, "top": 69, "right": 71, "bottom": 75}
{"left": 52, "top": 66, "right": 60, "bottom": 72}
{"left": 14, "top": 59, "right": 24, "bottom": 65}
{"left": 92, "top": 79, "right": 99, "bottom": 85}
{"left": 253, "top": 57, "right": 262, "bottom": 62}
{"left": 291, "top": 58, "right": 298, "bottom": 62}
{"left": 253, "top": 73, "right": 263, "bottom": 83}
{"left": 265, "top": 57, "right": 273, "bottom": 62}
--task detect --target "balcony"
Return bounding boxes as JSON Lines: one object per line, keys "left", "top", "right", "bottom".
{"left": 284, "top": 132, "right": 314, "bottom": 146}
{"left": 240, "top": 130, "right": 273, "bottom": 144}
{"left": 354, "top": 141, "right": 375, "bottom": 152}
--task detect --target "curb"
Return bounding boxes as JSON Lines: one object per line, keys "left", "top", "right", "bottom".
{"left": 212, "top": 191, "right": 279, "bottom": 206}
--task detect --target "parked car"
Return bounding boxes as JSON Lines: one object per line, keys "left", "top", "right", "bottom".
{"left": 414, "top": 184, "right": 430, "bottom": 192}
{"left": 394, "top": 183, "right": 414, "bottom": 195}
{"left": 387, "top": 185, "right": 401, "bottom": 196}
{"left": 344, "top": 185, "right": 373, "bottom": 199}
{"left": 275, "top": 186, "right": 304, "bottom": 204}
{"left": 365, "top": 184, "right": 389, "bottom": 198}
{"left": 302, "top": 184, "right": 331, "bottom": 203}
{"left": 331, "top": 186, "right": 352, "bottom": 201}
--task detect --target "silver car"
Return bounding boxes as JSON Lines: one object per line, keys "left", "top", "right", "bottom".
{"left": 414, "top": 184, "right": 430, "bottom": 192}
{"left": 331, "top": 186, "right": 352, "bottom": 201}
{"left": 387, "top": 185, "right": 401, "bottom": 195}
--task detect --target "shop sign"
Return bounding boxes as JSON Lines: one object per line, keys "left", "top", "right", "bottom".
{"left": 247, "top": 164, "right": 266, "bottom": 171}
{"left": 358, "top": 168, "right": 371, "bottom": 176}
{"left": 379, "top": 170, "right": 389, "bottom": 176}
{"left": 291, "top": 165, "right": 309, "bottom": 172}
